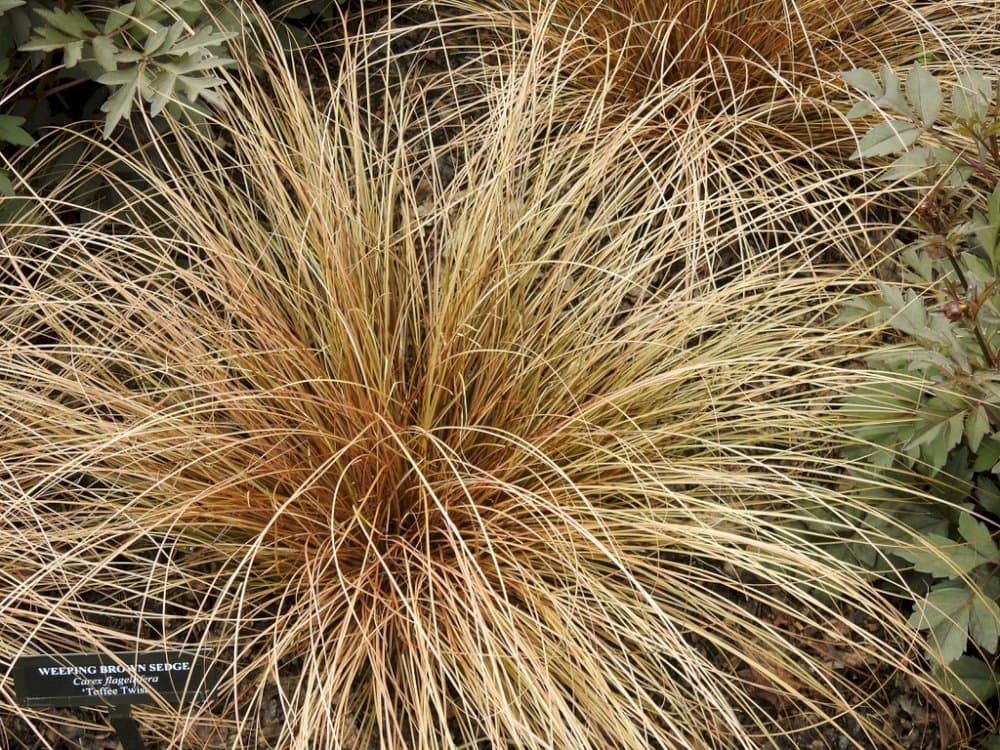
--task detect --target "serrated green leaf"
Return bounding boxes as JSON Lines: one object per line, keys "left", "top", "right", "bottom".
{"left": 877, "top": 281, "right": 907, "bottom": 312}
{"left": 167, "top": 25, "right": 237, "bottom": 56}
{"left": 841, "top": 379, "right": 926, "bottom": 449}
{"left": 35, "top": 7, "right": 98, "bottom": 38}
{"left": 910, "top": 587, "right": 962, "bottom": 629}
{"left": 946, "top": 161, "right": 976, "bottom": 188}
{"left": 927, "top": 589, "right": 971, "bottom": 664}
{"left": 974, "top": 436, "right": 1000, "bottom": 473}
{"left": 91, "top": 35, "right": 117, "bottom": 72}
{"left": 0, "top": 169, "right": 13, "bottom": 196}
{"left": 142, "top": 22, "right": 169, "bottom": 55}
{"left": 842, "top": 68, "right": 881, "bottom": 97}
{"left": 159, "top": 20, "right": 186, "bottom": 54}
{"left": 948, "top": 410, "right": 967, "bottom": 450}
{"left": 99, "top": 71, "right": 140, "bottom": 137}
{"left": 914, "top": 405, "right": 967, "bottom": 469}
{"left": 930, "top": 146, "right": 963, "bottom": 169}
{"left": 846, "top": 100, "right": 875, "bottom": 119}
{"left": 977, "top": 185, "right": 1000, "bottom": 269}
{"left": 900, "top": 247, "right": 935, "bottom": 282}
{"left": 967, "top": 405, "right": 991, "bottom": 453}
{"left": 969, "top": 596, "right": 1000, "bottom": 653}
{"left": 934, "top": 655, "right": 999, "bottom": 703}
{"left": 0, "top": 0, "right": 25, "bottom": 14}
{"left": 960, "top": 252, "right": 993, "bottom": 285}
{"left": 143, "top": 68, "right": 177, "bottom": 117}
{"left": 0, "top": 114, "right": 34, "bottom": 146}
{"left": 62, "top": 39, "right": 83, "bottom": 68}
{"left": 912, "top": 585, "right": 971, "bottom": 663}
{"left": 875, "top": 65, "right": 910, "bottom": 114}
{"left": 898, "top": 534, "right": 985, "bottom": 577}
{"left": 896, "top": 291, "right": 932, "bottom": 337}
{"left": 906, "top": 62, "right": 943, "bottom": 125}
{"left": 958, "top": 513, "right": 998, "bottom": 559}
{"left": 981, "top": 734, "right": 1000, "bottom": 750}
{"left": 192, "top": 87, "right": 222, "bottom": 109}
{"left": 851, "top": 120, "right": 922, "bottom": 159}
{"left": 19, "top": 27, "right": 77, "bottom": 53}
{"left": 978, "top": 476, "right": 1000, "bottom": 515}
{"left": 98, "top": 68, "right": 138, "bottom": 86}
{"left": 833, "top": 294, "right": 882, "bottom": 326}
{"left": 922, "top": 429, "right": 953, "bottom": 470}
{"left": 987, "top": 182, "right": 1000, "bottom": 224}
{"left": 904, "top": 397, "right": 967, "bottom": 469}
{"left": 104, "top": 2, "right": 135, "bottom": 34}
{"left": 177, "top": 74, "right": 226, "bottom": 105}
{"left": 953, "top": 70, "right": 992, "bottom": 123}
{"left": 134, "top": 0, "right": 155, "bottom": 18}
{"left": 114, "top": 50, "right": 145, "bottom": 64}
{"left": 882, "top": 147, "right": 936, "bottom": 183}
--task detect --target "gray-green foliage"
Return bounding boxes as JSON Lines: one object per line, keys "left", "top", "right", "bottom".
{"left": 0, "top": 0, "right": 342, "bottom": 193}
{"left": 839, "top": 61, "right": 1000, "bottom": 710}
{"left": 3, "top": 2, "right": 238, "bottom": 122}
{"left": 0, "top": 0, "right": 231, "bottom": 196}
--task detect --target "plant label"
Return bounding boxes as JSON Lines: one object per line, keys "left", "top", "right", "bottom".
{"left": 13, "top": 649, "right": 218, "bottom": 709}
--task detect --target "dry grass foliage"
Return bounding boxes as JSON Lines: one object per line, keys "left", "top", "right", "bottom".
{"left": 442, "top": 0, "right": 998, "bottom": 107}
{"left": 0, "top": 9, "right": 974, "bottom": 750}
{"left": 424, "top": 0, "right": 1000, "bottom": 269}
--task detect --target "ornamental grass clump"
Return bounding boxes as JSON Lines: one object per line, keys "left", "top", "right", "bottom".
{"left": 0, "top": 20, "right": 966, "bottom": 750}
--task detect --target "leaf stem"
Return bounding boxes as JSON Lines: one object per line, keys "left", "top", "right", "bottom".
{"left": 941, "top": 246, "right": 997, "bottom": 367}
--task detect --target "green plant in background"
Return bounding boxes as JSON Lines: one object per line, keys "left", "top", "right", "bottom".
{"left": 0, "top": 1, "right": 234, "bottom": 191}
{"left": 0, "top": 0, "right": 345, "bottom": 194}
{"left": 838, "top": 62, "right": 1000, "bottom": 718}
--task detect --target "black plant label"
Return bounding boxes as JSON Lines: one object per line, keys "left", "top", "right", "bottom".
{"left": 13, "top": 649, "right": 218, "bottom": 708}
